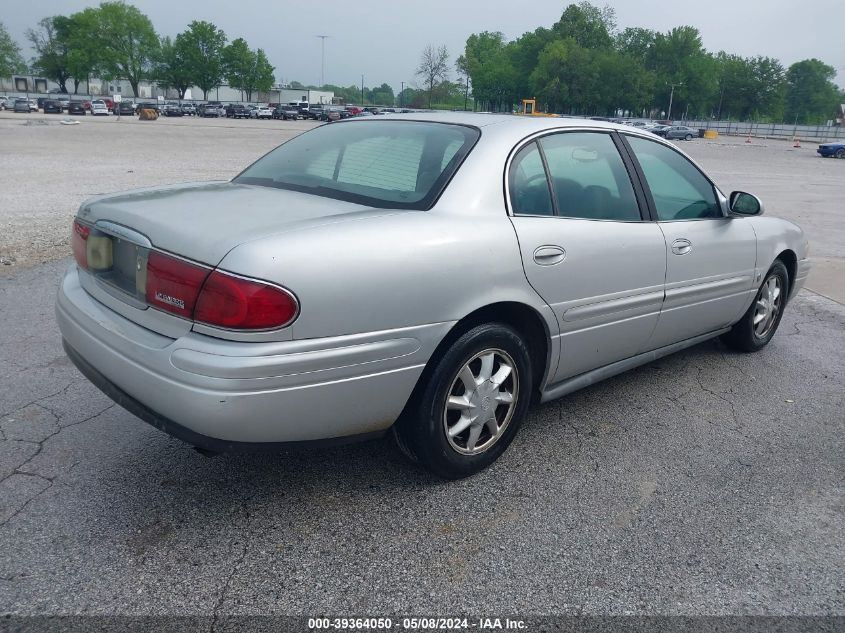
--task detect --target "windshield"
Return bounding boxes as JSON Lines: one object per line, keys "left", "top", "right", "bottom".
{"left": 234, "top": 120, "right": 479, "bottom": 210}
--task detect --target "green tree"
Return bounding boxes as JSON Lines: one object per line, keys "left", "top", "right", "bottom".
{"left": 80, "top": 2, "right": 159, "bottom": 98}
{"left": 458, "top": 32, "right": 516, "bottom": 111}
{"left": 65, "top": 12, "right": 100, "bottom": 94}
{"left": 647, "top": 26, "right": 717, "bottom": 119}
{"left": 615, "top": 27, "right": 655, "bottom": 59}
{"left": 530, "top": 38, "right": 595, "bottom": 114}
{"left": 416, "top": 44, "right": 450, "bottom": 108}
{"left": 1, "top": 21, "right": 27, "bottom": 78}
{"left": 178, "top": 21, "right": 227, "bottom": 100}
{"left": 223, "top": 38, "right": 274, "bottom": 101}
{"left": 369, "top": 82, "right": 395, "bottom": 106}
{"left": 154, "top": 36, "right": 192, "bottom": 98}
{"left": 784, "top": 59, "right": 839, "bottom": 124}
{"left": 27, "top": 17, "right": 72, "bottom": 92}
{"left": 552, "top": 2, "right": 615, "bottom": 50}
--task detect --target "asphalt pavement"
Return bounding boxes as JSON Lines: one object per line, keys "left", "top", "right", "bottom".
{"left": 0, "top": 258, "right": 843, "bottom": 619}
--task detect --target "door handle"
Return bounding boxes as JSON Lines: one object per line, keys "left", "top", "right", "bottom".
{"left": 671, "top": 238, "right": 692, "bottom": 255}
{"left": 533, "top": 245, "right": 566, "bottom": 266}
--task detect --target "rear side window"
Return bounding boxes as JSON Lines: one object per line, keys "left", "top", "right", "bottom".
{"left": 539, "top": 132, "right": 640, "bottom": 221}
{"left": 235, "top": 121, "right": 479, "bottom": 210}
{"left": 626, "top": 135, "right": 720, "bottom": 220}
{"left": 509, "top": 142, "right": 553, "bottom": 216}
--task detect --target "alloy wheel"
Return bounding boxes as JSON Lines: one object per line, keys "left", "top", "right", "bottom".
{"left": 753, "top": 275, "right": 782, "bottom": 338}
{"left": 443, "top": 348, "right": 519, "bottom": 455}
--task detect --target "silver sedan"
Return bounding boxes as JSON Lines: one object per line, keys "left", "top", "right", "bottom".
{"left": 56, "top": 113, "right": 810, "bottom": 478}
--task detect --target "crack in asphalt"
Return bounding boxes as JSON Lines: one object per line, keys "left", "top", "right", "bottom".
{"left": 209, "top": 504, "right": 253, "bottom": 632}
{"left": 0, "top": 401, "right": 116, "bottom": 529}
{"left": 0, "top": 382, "right": 75, "bottom": 421}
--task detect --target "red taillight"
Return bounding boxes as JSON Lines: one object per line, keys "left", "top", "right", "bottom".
{"left": 194, "top": 271, "right": 299, "bottom": 330}
{"left": 145, "top": 251, "right": 211, "bottom": 319}
{"left": 72, "top": 220, "right": 90, "bottom": 269}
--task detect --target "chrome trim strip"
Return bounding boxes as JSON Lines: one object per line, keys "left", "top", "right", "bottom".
{"left": 540, "top": 327, "right": 730, "bottom": 403}
{"left": 665, "top": 276, "right": 752, "bottom": 302}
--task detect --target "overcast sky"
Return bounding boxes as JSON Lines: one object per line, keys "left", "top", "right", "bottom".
{"left": 5, "top": 0, "right": 844, "bottom": 91}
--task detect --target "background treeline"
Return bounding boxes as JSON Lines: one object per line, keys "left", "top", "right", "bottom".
{"left": 0, "top": 2, "right": 274, "bottom": 101}
{"left": 1, "top": 0, "right": 842, "bottom": 119}
{"left": 457, "top": 2, "right": 844, "bottom": 124}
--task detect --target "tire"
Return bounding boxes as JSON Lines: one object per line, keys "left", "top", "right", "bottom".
{"left": 836, "top": 149, "right": 845, "bottom": 159}
{"left": 685, "top": 134, "right": 693, "bottom": 141}
{"left": 721, "top": 260, "right": 789, "bottom": 352}
{"left": 393, "top": 323, "right": 532, "bottom": 479}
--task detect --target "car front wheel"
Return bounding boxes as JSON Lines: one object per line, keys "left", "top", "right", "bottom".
{"left": 721, "top": 260, "right": 789, "bottom": 352}
{"left": 685, "top": 134, "right": 693, "bottom": 140}
{"left": 394, "top": 323, "right": 532, "bottom": 479}
{"left": 836, "top": 149, "right": 845, "bottom": 159}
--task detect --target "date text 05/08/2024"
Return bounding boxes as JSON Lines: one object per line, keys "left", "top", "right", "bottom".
{"left": 307, "top": 617, "right": 527, "bottom": 630}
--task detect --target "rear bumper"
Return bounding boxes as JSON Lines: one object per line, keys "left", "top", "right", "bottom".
{"left": 57, "top": 265, "right": 449, "bottom": 446}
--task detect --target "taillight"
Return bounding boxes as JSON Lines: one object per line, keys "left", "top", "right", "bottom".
{"left": 71, "top": 220, "right": 90, "bottom": 269}
{"left": 194, "top": 271, "right": 299, "bottom": 330}
{"left": 145, "top": 251, "right": 211, "bottom": 319}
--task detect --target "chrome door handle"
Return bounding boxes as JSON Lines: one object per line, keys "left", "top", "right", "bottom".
{"left": 671, "top": 238, "right": 692, "bottom": 255}
{"left": 533, "top": 245, "right": 566, "bottom": 266}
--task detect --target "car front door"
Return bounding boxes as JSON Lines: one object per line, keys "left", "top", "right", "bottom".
{"left": 623, "top": 134, "right": 757, "bottom": 349}
{"left": 508, "top": 130, "right": 667, "bottom": 383}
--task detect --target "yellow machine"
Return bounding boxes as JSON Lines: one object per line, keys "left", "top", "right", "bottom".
{"left": 519, "top": 98, "right": 558, "bottom": 117}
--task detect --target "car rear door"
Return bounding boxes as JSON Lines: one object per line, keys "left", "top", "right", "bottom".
{"left": 621, "top": 133, "right": 757, "bottom": 349}
{"left": 508, "top": 129, "right": 667, "bottom": 383}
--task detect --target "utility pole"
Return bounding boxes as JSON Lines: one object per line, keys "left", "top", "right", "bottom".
{"left": 316, "top": 35, "right": 329, "bottom": 87}
{"left": 361, "top": 74, "right": 364, "bottom": 106}
{"left": 667, "top": 82, "right": 683, "bottom": 121}
{"left": 400, "top": 81, "right": 404, "bottom": 107}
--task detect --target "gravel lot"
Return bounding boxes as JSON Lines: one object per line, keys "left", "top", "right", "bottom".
{"left": 0, "top": 112, "right": 317, "bottom": 270}
{"left": 0, "top": 112, "right": 843, "bottom": 622}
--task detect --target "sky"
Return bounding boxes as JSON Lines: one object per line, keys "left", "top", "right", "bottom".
{"left": 4, "top": 0, "right": 844, "bottom": 91}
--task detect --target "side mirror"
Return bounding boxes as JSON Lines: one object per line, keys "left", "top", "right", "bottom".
{"left": 730, "top": 191, "right": 764, "bottom": 216}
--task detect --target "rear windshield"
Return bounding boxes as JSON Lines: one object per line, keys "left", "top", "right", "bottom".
{"left": 234, "top": 120, "right": 479, "bottom": 210}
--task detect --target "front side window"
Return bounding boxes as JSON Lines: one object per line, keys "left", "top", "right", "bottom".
{"left": 538, "top": 132, "right": 641, "bottom": 221}
{"left": 235, "top": 121, "right": 479, "bottom": 210}
{"left": 626, "top": 135, "right": 721, "bottom": 221}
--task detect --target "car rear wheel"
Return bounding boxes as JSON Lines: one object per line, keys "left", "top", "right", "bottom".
{"left": 721, "top": 260, "right": 789, "bottom": 352}
{"left": 836, "top": 149, "right": 845, "bottom": 159}
{"left": 685, "top": 134, "right": 693, "bottom": 140}
{"left": 393, "top": 323, "right": 532, "bottom": 479}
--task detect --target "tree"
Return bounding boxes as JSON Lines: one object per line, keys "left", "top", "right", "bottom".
{"left": 155, "top": 36, "right": 192, "bottom": 98}
{"left": 552, "top": 2, "right": 615, "bottom": 50}
{"left": 223, "top": 38, "right": 275, "bottom": 101}
{"left": 369, "top": 82, "right": 394, "bottom": 106}
{"left": 80, "top": 2, "right": 159, "bottom": 98}
{"left": 178, "top": 21, "right": 227, "bottom": 100}
{"left": 27, "top": 17, "right": 71, "bottom": 92}
{"left": 784, "top": 59, "right": 840, "bottom": 124}
{"left": 0, "top": 21, "right": 27, "bottom": 77}
{"left": 458, "top": 32, "right": 516, "bottom": 111}
{"left": 416, "top": 44, "right": 449, "bottom": 108}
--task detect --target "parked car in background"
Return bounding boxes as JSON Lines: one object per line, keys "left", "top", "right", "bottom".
{"left": 68, "top": 101, "right": 86, "bottom": 115}
{"left": 817, "top": 141, "right": 845, "bottom": 159}
{"left": 180, "top": 103, "right": 196, "bottom": 116}
{"left": 272, "top": 105, "right": 299, "bottom": 120}
{"left": 164, "top": 102, "right": 183, "bottom": 117}
{"left": 43, "top": 99, "right": 63, "bottom": 114}
{"left": 650, "top": 124, "right": 671, "bottom": 137}
{"left": 57, "top": 114, "right": 810, "bottom": 479}
{"left": 28, "top": 99, "right": 38, "bottom": 112}
{"left": 90, "top": 100, "right": 109, "bottom": 116}
{"left": 225, "top": 103, "right": 250, "bottom": 119}
{"left": 251, "top": 105, "right": 273, "bottom": 119}
{"left": 13, "top": 98, "right": 31, "bottom": 113}
{"left": 662, "top": 125, "right": 697, "bottom": 141}
{"left": 319, "top": 106, "right": 345, "bottom": 122}
{"left": 0, "top": 96, "right": 10, "bottom": 110}
{"left": 201, "top": 101, "right": 225, "bottom": 117}
{"left": 135, "top": 101, "right": 161, "bottom": 115}
{"left": 101, "top": 98, "right": 115, "bottom": 110}
{"left": 345, "top": 105, "right": 363, "bottom": 116}
{"left": 112, "top": 101, "right": 134, "bottom": 116}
